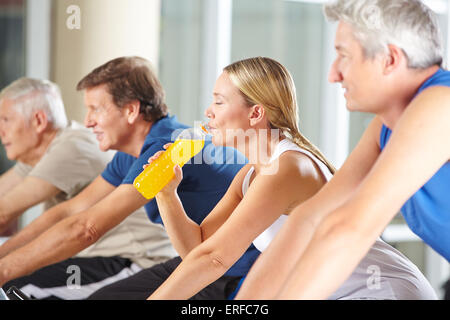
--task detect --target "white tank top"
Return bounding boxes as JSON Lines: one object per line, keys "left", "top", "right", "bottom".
{"left": 242, "top": 139, "right": 332, "bottom": 252}
{"left": 242, "top": 139, "right": 437, "bottom": 299}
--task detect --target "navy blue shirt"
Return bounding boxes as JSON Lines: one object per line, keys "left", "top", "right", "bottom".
{"left": 101, "top": 115, "right": 261, "bottom": 275}
{"left": 380, "top": 68, "right": 450, "bottom": 261}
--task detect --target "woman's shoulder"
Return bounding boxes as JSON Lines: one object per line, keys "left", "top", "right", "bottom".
{"left": 273, "top": 149, "right": 318, "bottom": 174}
{"left": 237, "top": 163, "right": 255, "bottom": 176}
{"left": 228, "top": 163, "right": 255, "bottom": 194}
{"left": 272, "top": 139, "right": 321, "bottom": 167}
{"left": 259, "top": 150, "right": 328, "bottom": 195}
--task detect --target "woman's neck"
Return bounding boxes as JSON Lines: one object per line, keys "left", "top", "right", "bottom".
{"left": 238, "top": 128, "right": 284, "bottom": 171}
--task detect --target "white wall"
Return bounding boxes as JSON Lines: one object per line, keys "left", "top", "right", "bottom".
{"left": 51, "top": 0, "right": 161, "bottom": 123}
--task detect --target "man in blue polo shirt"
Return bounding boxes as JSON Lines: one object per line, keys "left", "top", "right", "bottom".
{"left": 0, "top": 56, "right": 259, "bottom": 299}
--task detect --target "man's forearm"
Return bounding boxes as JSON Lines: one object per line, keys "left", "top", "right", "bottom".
{"left": 0, "top": 205, "right": 69, "bottom": 259}
{"left": 275, "top": 201, "right": 383, "bottom": 300}
{"left": 0, "top": 214, "right": 97, "bottom": 286}
{"left": 236, "top": 207, "right": 318, "bottom": 299}
{"left": 0, "top": 204, "right": 23, "bottom": 235}
{"left": 0, "top": 211, "right": 13, "bottom": 235}
{"left": 0, "top": 169, "right": 24, "bottom": 198}
{"left": 275, "top": 222, "right": 363, "bottom": 299}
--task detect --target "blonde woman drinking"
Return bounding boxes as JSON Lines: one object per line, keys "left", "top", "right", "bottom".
{"left": 147, "top": 57, "right": 435, "bottom": 300}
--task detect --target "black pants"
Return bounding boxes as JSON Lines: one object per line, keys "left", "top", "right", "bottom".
{"left": 87, "top": 256, "right": 241, "bottom": 300}
{"left": 2, "top": 256, "right": 140, "bottom": 300}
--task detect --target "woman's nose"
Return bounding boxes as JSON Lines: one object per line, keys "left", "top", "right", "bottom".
{"left": 204, "top": 105, "right": 214, "bottom": 119}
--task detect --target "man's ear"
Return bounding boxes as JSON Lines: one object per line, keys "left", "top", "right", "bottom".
{"left": 124, "top": 100, "right": 141, "bottom": 124}
{"left": 32, "top": 110, "right": 49, "bottom": 133}
{"left": 249, "top": 104, "right": 265, "bottom": 126}
{"left": 383, "top": 44, "right": 405, "bottom": 74}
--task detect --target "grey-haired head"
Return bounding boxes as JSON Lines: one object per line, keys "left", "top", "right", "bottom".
{"left": 324, "top": 0, "right": 443, "bottom": 69}
{"left": 0, "top": 78, "right": 68, "bottom": 129}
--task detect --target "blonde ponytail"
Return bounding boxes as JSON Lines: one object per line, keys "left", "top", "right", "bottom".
{"left": 290, "top": 130, "right": 336, "bottom": 175}
{"left": 225, "top": 56, "right": 336, "bottom": 175}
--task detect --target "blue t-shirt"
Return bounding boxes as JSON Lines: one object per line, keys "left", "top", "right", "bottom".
{"left": 101, "top": 115, "right": 260, "bottom": 275}
{"left": 379, "top": 68, "right": 450, "bottom": 261}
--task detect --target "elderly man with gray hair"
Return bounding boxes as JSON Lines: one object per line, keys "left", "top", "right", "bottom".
{"left": 0, "top": 78, "right": 111, "bottom": 230}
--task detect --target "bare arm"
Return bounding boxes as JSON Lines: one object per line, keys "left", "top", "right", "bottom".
{"left": 0, "top": 183, "right": 147, "bottom": 286}
{"left": 149, "top": 153, "right": 324, "bottom": 300}
{"left": 0, "top": 176, "right": 113, "bottom": 258}
{"left": 154, "top": 164, "right": 250, "bottom": 258}
{"left": 0, "top": 168, "right": 24, "bottom": 197}
{"left": 0, "top": 168, "right": 25, "bottom": 235}
{"left": 236, "top": 117, "right": 383, "bottom": 299}
{"left": 0, "top": 174, "right": 60, "bottom": 233}
{"left": 276, "top": 86, "right": 450, "bottom": 299}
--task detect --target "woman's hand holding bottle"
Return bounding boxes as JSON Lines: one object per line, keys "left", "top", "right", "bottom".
{"left": 133, "top": 126, "right": 207, "bottom": 199}
{"left": 144, "top": 143, "right": 183, "bottom": 196}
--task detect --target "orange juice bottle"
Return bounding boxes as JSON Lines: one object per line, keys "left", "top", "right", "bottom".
{"left": 133, "top": 127, "right": 207, "bottom": 199}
